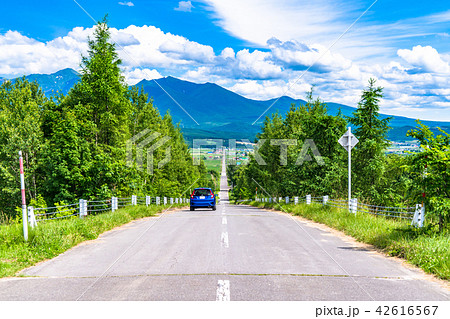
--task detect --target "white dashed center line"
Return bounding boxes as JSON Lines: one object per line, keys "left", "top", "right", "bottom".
{"left": 216, "top": 280, "right": 230, "bottom": 301}
{"left": 222, "top": 216, "right": 227, "bottom": 225}
{"left": 221, "top": 232, "right": 229, "bottom": 248}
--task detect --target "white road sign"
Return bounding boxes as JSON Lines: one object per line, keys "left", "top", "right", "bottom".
{"left": 338, "top": 130, "right": 359, "bottom": 152}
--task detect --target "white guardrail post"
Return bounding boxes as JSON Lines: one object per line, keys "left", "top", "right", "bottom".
{"left": 170, "top": 198, "right": 174, "bottom": 205}
{"left": 156, "top": 197, "right": 160, "bottom": 205}
{"left": 79, "top": 199, "right": 87, "bottom": 218}
{"left": 306, "top": 195, "right": 311, "bottom": 205}
{"left": 146, "top": 196, "right": 150, "bottom": 207}
{"left": 412, "top": 204, "right": 425, "bottom": 228}
{"left": 294, "top": 196, "right": 298, "bottom": 205}
{"left": 285, "top": 196, "right": 289, "bottom": 204}
{"left": 111, "top": 197, "right": 115, "bottom": 212}
{"left": 350, "top": 198, "right": 357, "bottom": 214}
{"left": 132, "top": 195, "right": 137, "bottom": 206}
{"left": 27, "top": 206, "right": 37, "bottom": 228}
{"left": 164, "top": 197, "right": 167, "bottom": 205}
{"left": 323, "top": 195, "right": 329, "bottom": 206}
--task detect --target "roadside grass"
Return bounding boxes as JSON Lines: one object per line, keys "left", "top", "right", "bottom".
{"left": 246, "top": 201, "right": 450, "bottom": 281}
{"left": 0, "top": 204, "right": 184, "bottom": 278}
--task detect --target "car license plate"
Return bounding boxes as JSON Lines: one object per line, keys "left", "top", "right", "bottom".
{"left": 199, "top": 196, "right": 205, "bottom": 199}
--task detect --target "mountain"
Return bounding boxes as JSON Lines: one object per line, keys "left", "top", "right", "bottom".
{"left": 136, "top": 76, "right": 450, "bottom": 142}
{"left": 1, "top": 68, "right": 80, "bottom": 95}
{"left": 5, "top": 69, "right": 450, "bottom": 143}
{"left": 25, "top": 68, "right": 80, "bottom": 95}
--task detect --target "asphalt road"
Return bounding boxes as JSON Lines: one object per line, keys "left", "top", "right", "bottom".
{"left": 0, "top": 157, "right": 448, "bottom": 301}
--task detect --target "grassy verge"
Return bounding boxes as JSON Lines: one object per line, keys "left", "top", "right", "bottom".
{"left": 246, "top": 201, "right": 450, "bottom": 281}
{"left": 0, "top": 204, "right": 184, "bottom": 278}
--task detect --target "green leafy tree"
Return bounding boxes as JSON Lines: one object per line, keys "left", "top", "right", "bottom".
{"left": 232, "top": 89, "right": 347, "bottom": 199}
{"left": 407, "top": 121, "right": 450, "bottom": 231}
{"left": 0, "top": 78, "right": 46, "bottom": 217}
{"left": 347, "top": 78, "right": 391, "bottom": 203}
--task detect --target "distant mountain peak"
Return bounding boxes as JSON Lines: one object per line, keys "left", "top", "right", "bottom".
{"left": 8, "top": 68, "right": 450, "bottom": 142}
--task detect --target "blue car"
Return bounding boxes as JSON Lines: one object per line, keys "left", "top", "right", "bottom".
{"left": 190, "top": 188, "right": 216, "bottom": 211}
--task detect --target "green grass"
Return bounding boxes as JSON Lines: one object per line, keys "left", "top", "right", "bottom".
{"left": 204, "top": 159, "right": 222, "bottom": 175}
{"left": 0, "top": 204, "right": 184, "bottom": 278}
{"left": 246, "top": 201, "right": 450, "bottom": 281}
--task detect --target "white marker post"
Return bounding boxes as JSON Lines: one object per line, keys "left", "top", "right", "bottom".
{"left": 338, "top": 127, "right": 359, "bottom": 212}
{"left": 19, "top": 151, "right": 28, "bottom": 241}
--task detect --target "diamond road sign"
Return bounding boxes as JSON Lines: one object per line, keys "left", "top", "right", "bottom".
{"left": 338, "top": 131, "right": 359, "bottom": 152}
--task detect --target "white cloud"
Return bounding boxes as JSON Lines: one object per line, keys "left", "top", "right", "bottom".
{"left": 201, "top": 0, "right": 346, "bottom": 47}
{"left": 1, "top": 22, "right": 450, "bottom": 121}
{"left": 118, "top": 2, "right": 134, "bottom": 7}
{"left": 124, "top": 68, "right": 162, "bottom": 85}
{"left": 267, "top": 38, "right": 352, "bottom": 73}
{"left": 397, "top": 45, "right": 450, "bottom": 74}
{"left": 174, "top": 1, "right": 194, "bottom": 12}
{"left": 227, "top": 79, "right": 309, "bottom": 101}
{"left": 159, "top": 38, "right": 215, "bottom": 63}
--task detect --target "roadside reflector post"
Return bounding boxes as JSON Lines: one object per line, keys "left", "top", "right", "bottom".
{"left": 306, "top": 194, "right": 311, "bottom": 205}
{"left": 28, "top": 206, "right": 37, "bottom": 229}
{"left": 412, "top": 204, "right": 425, "bottom": 228}
{"left": 323, "top": 195, "right": 329, "bottom": 206}
{"left": 19, "top": 151, "right": 28, "bottom": 241}
{"left": 350, "top": 198, "right": 358, "bottom": 214}
{"left": 79, "top": 199, "right": 87, "bottom": 218}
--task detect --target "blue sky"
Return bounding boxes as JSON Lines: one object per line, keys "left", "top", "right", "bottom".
{"left": 1, "top": 0, "right": 450, "bottom": 121}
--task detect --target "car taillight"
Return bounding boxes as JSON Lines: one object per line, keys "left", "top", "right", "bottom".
{"left": 210, "top": 191, "right": 214, "bottom": 198}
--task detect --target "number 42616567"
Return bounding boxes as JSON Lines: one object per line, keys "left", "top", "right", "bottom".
{"left": 376, "top": 306, "right": 438, "bottom": 316}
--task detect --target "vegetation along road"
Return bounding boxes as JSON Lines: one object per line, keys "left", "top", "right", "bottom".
{"left": 0, "top": 156, "right": 447, "bottom": 301}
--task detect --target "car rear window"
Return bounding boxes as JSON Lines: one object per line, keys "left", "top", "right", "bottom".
{"left": 194, "top": 189, "right": 211, "bottom": 196}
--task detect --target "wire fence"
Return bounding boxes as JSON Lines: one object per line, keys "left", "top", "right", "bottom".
{"left": 27, "top": 195, "right": 190, "bottom": 226}
{"left": 254, "top": 194, "right": 424, "bottom": 227}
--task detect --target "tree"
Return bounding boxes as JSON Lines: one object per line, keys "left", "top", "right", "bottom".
{"left": 231, "top": 89, "right": 347, "bottom": 199}
{"left": 407, "top": 121, "right": 450, "bottom": 231}
{"left": 67, "top": 15, "right": 131, "bottom": 148}
{"left": 347, "top": 78, "right": 391, "bottom": 203}
{"left": 0, "top": 78, "right": 46, "bottom": 217}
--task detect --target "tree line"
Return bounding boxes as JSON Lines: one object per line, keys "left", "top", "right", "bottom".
{"left": 228, "top": 80, "right": 449, "bottom": 231}
{"left": 0, "top": 18, "right": 212, "bottom": 220}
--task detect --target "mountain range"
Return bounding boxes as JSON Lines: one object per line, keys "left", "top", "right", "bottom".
{"left": 3, "top": 68, "right": 450, "bottom": 143}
